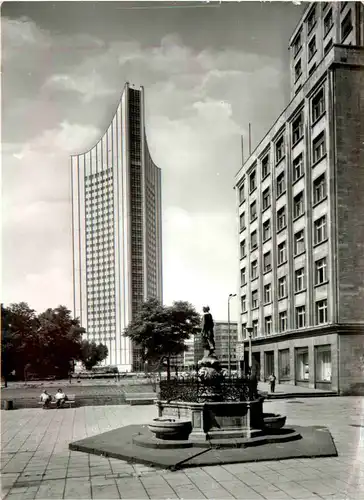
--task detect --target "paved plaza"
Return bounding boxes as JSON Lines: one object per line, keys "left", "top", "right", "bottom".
{"left": 1, "top": 397, "right": 364, "bottom": 500}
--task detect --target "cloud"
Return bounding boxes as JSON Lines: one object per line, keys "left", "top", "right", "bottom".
{"left": 2, "top": 121, "right": 101, "bottom": 312}
{"left": 2, "top": 16, "right": 50, "bottom": 53}
{"left": 2, "top": 13, "right": 289, "bottom": 320}
{"left": 44, "top": 73, "right": 116, "bottom": 103}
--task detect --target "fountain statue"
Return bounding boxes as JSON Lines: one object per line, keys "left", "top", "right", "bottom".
{"left": 198, "top": 306, "right": 223, "bottom": 381}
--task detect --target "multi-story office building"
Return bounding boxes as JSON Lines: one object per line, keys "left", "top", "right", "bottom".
{"left": 235, "top": 2, "right": 364, "bottom": 394}
{"left": 71, "top": 83, "right": 162, "bottom": 372}
{"left": 183, "top": 321, "right": 238, "bottom": 371}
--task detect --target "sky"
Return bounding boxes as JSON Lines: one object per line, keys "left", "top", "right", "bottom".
{"left": 1, "top": 0, "right": 305, "bottom": 322}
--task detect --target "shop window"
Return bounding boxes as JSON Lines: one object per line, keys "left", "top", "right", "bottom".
{"left": 315, "top": 345, "right": 332, "bottom": 382}
{"left": 279, "top": 349, "right": 290, "bottom": 380}
{"left": 295, "top": 348, "right": 309, "bottom": 381}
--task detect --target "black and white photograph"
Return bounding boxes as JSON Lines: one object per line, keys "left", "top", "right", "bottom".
{"left": 1, "top": 1, "right": 364, "bottom": 499}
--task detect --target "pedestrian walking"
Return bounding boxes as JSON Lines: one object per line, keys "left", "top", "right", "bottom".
{"left": 268, "top": 373, "right": 276, "bottom": 393}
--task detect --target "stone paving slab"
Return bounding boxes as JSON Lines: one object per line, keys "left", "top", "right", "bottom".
{"left": 1, "top": 398, "right": 364, "bottom": 499}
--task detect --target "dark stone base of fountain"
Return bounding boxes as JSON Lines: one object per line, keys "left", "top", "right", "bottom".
{"left": 157, "top": 398, "right": 265, "bottom": 440}
{"left": 133, "top": 426, "right": 302, "bottom": 449}
{"left": 69, "top": 423, "right": 337, "bottom": 470}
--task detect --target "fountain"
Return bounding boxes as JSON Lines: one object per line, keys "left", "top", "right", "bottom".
{"left": 140, "top": 350, "right": 291, "bottom": 447}
{"left": 138, "top": 306, "right": 294, "bottom": 447}
{"left": 69, "top": 307, "right": 338, "bottom": 468}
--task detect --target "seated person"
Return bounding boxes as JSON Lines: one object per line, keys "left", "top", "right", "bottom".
{"left": 54, "top": 388, "right": 67, "bottom": 408}
{"left": 40, "top": 390, "right": 52, "bottom": 409}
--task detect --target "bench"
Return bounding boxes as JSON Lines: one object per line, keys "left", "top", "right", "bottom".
{"left": 38, "top": 394, "right": 76, "bottom": 408}
{"left": 124, "top": 392, "right": 156, "bottom": 406}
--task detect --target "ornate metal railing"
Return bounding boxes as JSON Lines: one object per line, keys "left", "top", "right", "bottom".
{"left": 159, "top": 376, "right": 258, "bottom": 403}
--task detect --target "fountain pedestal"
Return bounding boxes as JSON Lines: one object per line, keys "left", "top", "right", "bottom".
{"left": 153, "top": 350, "right": 265, "bottom": 440}
{"left": 157, "top": 397, "right": 264, "bottom": 440}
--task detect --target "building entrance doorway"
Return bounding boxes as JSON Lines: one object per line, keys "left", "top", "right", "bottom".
{"left": 252, "top": 352, "right": 261, "bottom": 380}
{"left": 265, "top": 351, "right": 274, "bottom": 380}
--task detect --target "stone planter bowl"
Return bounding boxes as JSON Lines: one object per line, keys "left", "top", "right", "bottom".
{"left": 148, "top": 417, "right": 192, "bottom": 440}
{"left": 263, "top": 413, "right": 286, "bottom": 430}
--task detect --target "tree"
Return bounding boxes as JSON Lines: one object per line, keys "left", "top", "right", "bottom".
{"left": 1, "top": 303, "right": 87, "bottom": 381}
{"left": 79, "top": 340, "right": 108, "bottom": 370}
{"left": 1, "top": 302, "right": 39, "bottom": 384}
{"left": 124, "top": 298, "right": 200, "bottom": 380}
{"left": 36, "top": 306, "right": 86, "bottom": 378}
{"left": 1, "top": 304, "right": 20, "bottom": 387}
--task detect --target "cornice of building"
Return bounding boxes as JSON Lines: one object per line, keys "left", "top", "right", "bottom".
{"left": 238, "top": 322, "right": 364, "bottom": 346}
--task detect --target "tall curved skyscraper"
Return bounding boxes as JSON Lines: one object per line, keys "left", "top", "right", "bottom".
{"left": 71, "top": 83, "right": 162, "bottom": 372}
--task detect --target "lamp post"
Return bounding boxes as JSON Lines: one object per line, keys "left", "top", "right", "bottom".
{"left": 246, "top": 326, "right": 253, "bottom": 375}
{"left": 228, "top": 293, "right": 237, "bottom": 377}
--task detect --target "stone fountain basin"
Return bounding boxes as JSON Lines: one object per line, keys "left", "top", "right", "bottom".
{"left": 263, "top": 413, "right": 286, "bottom": 430}
{"left": 148, "top": 417, "right": 192, "bottom": 440}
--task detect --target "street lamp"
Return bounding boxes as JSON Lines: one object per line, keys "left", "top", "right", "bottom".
{"left": 228, "top": 293, "right": 237, "bottom": 377}
{"left": 246, "top": 326, "right": 253, "bottom": 375}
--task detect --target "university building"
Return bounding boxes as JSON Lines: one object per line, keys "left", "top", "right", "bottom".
{"left": 235, "top": 2, "right": 364, "bottom": 394}
{"left": 71, "top": 83, "right": 162, "bottom": 372}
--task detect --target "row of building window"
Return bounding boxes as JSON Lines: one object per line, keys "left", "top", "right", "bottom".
{"left": 85, "top": 202, "right": 113, "bottom": 211}
{"left": 86, "top": 225, "right": 114, "bottom": 233}
{"left": 241, "top": 255, "right": 327, "bottom": 297}
{"left": 87, "top": 335, "right": 116, "bottom": 342}
{"left": 293, "top": 4, "right": 352, "bottom": 57}
{"left": 242, "top": 298, "right": 328, "bottom": 337}
{"left": 85, "top": 185, "right": 113, "bottom": 195}
{"left": 85, "top": 174, "right": 113, "bottom": 184}
{"left": 240, "top": 172, "right": 327, "bottom": 232}
{"left": 87, "top": 292, "right": 115, "bottom": 299}
{"left": 87, "top": 268, "right": 115, "bottom": 275}
{"left": 88, "top": 285, "right": 115, "bottom": 292}
{"left": 88, "top": 314, "right": 115, "bottom": 320}
{"left": 86, "top": 247, "right": 114, "bottom": 254}
{"left": 88, "top": 302, "right": 115, "bottom": 309}
{"left": 86, "top": 217, "right": 115, "bottom": 227}
{"left": 240, "top": 213, "right": 327, "bottom": 261}
{"left": 239, "top": 128, "right": 326, "bottom": 206}
{"left": 88, "top": 320, "right": 116, "bottom": 327}
{"left": 85, "top": 167, "right": 113, "bottom": 178}
{"left": 294, "top": 8, "right": 353, "bottom": 81}
{"left": 86, "top": 206, "right": 114, "bottom": 215}
{"left": 86, "top": 243, "right": 114, "bottom": 251}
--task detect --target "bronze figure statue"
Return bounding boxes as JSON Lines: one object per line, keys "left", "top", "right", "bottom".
{"left": 201, "top": 306, "right": 215, "bottom": 355}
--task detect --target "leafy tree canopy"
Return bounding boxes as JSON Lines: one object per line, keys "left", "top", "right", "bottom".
{"left": 1, "top": 302, "right": 107, "bottom": 382}
{"left": 124, "top": 298, "right": 200, "bottom": 378}
{"left": 79, "top": 340, "right": 108, "bottom": 371}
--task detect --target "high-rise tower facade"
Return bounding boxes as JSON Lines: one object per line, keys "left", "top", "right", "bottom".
{"left": 71, "top": 83, "right": 162, "bottom": 372}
